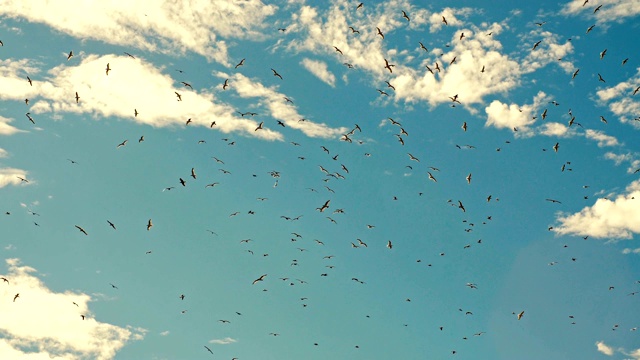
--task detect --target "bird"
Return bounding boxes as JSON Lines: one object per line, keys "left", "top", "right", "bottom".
{"left": 175, "top": 92, "right": 182, "bottom": 101}
{"left": 204, "top": 346, "right": 213, "bottom": 354}
{"left": 27, "top": 76, "right": 33, "bottom": 86}
{"left": 517, "top": 311, "right": 525, "bottom": 320}
{"left": 594, "top": 4, "right": 602, "bottom": 13}
{"left": 105, "top": 63, "right": 111, "bottom": 75}
{"left": 1, "top": 277, "right": 9, "bottom": 284}
{"left": 181, "top": 81, "right": 192, "bottom": 89}
{"left": 235, "top": 58, "right": 245, "bottom": 68}
{"left": 190, "top": 168, "right": 197, "bottom": 179}
{"left": 384, "top": 59, "right": 395, "bottom": 73}
{"left": 147, "top": 219, "right": 153, "bottom": 231}
{"left": 442, "top": 16, "right": 448, "bottom": 25}
{"left": 252, "top": 274, "right": 267, "bottom": 285}
{"left": 387, "top": 240, "right": 393, "bottom": 249}
{"left": 13, "top": 293, "right": 19, "bottom": 302}
{"left": 138, "top": 136, "right": 144, "bottom": 142}
{"left": 385, "top": 81, "right": 395, "bottom": 90}
{"left": 124, "top": 52, "right": 135, "bottom": 58}
{"left": 25, "top": 113, "right": 35, "bottom": 124}
{"left": 532, "top": 40, "right": 542, "bottom": 50}
{"left": 255, "top": 122, "right": 264, "bottom": 131}
{"left": 402, "top": 10, "right": 410, "bottom": 21}
{"left": 586, "top": 24, "right": 595, "bottom": 33}
{"left": 462, "top": 122, "right": 467, "bottom": 131}
{"left": 348, "top": 26, "right": 360, "bottom": 34}
{"left": 67, "top": 51, "right": 73, "bottom": 60}
{"left": 600, "top": 49, "right": 607, "bottom": 60}
{"left": 597, "top": 73, "right": 606, "bottom": 82}
{"left": 134, "top": 109, "right": 139, "bottom": 117}
{"left": 419, "top": 42, "right": 428, "bottom": 52}
{"left": 572, "top": 69, "right": 579, "bottom": 79}
{"left": 545, "top": 198, "right": 562, "bottom": 204}
{"left": 107, "top": 220, "right": 116, "bottom": 230}
{"left": 75, "top": 225, "right": 88, "bottom": 235}
{"left": 376, "top": 27, "right": 384, "bottom": 39}
{"left": 553, "top": 142, "right": 559, "bottom": 152}
{"left": 408, "top": 153, "right": 420, "bottom": 162}
{"left": 428, "top": 172, "right": 437, "bottom": 182}
{"left": 75, "top": 92, "right": 80, "bottom": 104}
{"left": 466, "top": 173, "right": 472, "bottom": 184}
{"left": 317, "top": 200, "right": 330, "bottom": 212}
{"left": 222, "top": 79, "right": 229, "bottom": 90}
{"left": 271, "top": 68, "right": 283, "bottom": 79}
{"left": 333, "top": 46, "right": 343, "bottom": 55}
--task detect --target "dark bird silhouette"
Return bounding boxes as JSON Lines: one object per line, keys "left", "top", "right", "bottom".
{"left": 204, "top": 346, "right": 213, "bottom": 354}
{"left": 67, "top": 51, "right": 73, "bottom": 60}
{"left": 317, "top": 200, "right": 330, "bottom": 212}
{"left": 384, "top": 59, "right": 395, "bottom": 73}
{"left": 376, "top": 27, "right": 384, "bottom": 39}
{"left": 147, "top": 219, "right": 153, "bottom": 231}
{"left": 105, "top": 63, "right": 111, "bottom": 75}
{"left": 107, "top": 220, "right": 116, "bottom": 230}
{"left": 271, "top": 68, "right": 283, "bottom": 79}
{"left": 75, "top": 225, "right": 88, "bottom": 235}
{"left": 181, "top": 81, "right": 192, "bottom": 89}
{"left": 175, "top": 92, "right": 182, "bottom": 101}
{"left": 402, "top": 10, "right": 410, "bottom": 21}
{"left": 13, "top": 293, "right": 19, "bottom": 302}
{"left": 235, "top": 58, "right": 245, "bottom": 68}
{"left": 252, "top": 274, "right": 267, "bottom": 285}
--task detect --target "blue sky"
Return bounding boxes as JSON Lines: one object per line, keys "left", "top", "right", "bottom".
{"left": 1, "top": 0, "right": 640, "bottom": 359}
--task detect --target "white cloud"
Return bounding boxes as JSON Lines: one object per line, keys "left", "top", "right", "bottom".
{"left": 0, "top": 148, "right": 8, "bottom": 158}
{"left": 0, "top": 258, "right": 145, "bottom": 359}
{"left": 584, "top": 129, "right": 620, "bottom": 147}
{"left": 535, "top": 122, "right": 574, "bottom": 137}
{"left": 159, "top": 331, "right": 170, "bottom": 336}
{"left": 0, "top": 0, "right": 279, "bottom": 65}
{"left": 219, "top": 72, "right": 349, "bottom": 138}
{"left": 596, "top": 68, "right": 640, "bottom": 127}
{"left": 300, "top": 58, "right": 336, "bottom": 87}
{"left": 0, "top": 168, "right": 30, "bottom": 188}
{"left": 562, "top": 0, "right": 640, "bottom": 24}
{"left": 208, "top": 337, "right": 237, "bottom": 345}
{"left": 521, "top": 29, "right": 575, "bottom": 74}
{"left": 603, "top": 152, "right": 640, "bottom": 173}
{"left": 554, "top": 180, "right": 640, "bottom": 239}
{"left": 485, "top": 91, "right": 549, "bottom": 133}
{"left": 596, "top": 341, "right": 615, "bottom": 356}
{"left": 1, "top": 55, "right": 285, "bottom": 141}
{"left": 0, "top": 116, "right": 25, "bottom": 136}
{"left": 622, "top": 248, "right": 640, "bottom": 254}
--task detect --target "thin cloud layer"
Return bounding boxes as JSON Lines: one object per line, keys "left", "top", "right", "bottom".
{"left": 0, "top": 168, "right": 30, "bottom": 188}
{"left": 0, "top": 0, "right": 278, "bottom": 65}
{"left": 0, "top": 258, "right": 145, "bottom": 359}
{"left": 1, "top": 55, "right": 284, "bottom": 140}
{"left": 300, "top": 58, "right": 336, "bottom": 87}
{"left": 562, "top": 0, "right": 640, "bottom": 23}
{"left": 553, "top": 179, "right": 640, "bottom": 239}
{"left": 596, "top": 68, "right": 640, "bottom": 127}
{"left": 208, "top": 337, "right": 237, "bottom": 345}
{"left": 221, "top": 72, "right": 349, "bottom": 138}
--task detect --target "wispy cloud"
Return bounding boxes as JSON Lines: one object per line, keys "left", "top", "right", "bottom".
{"left": 0, "top": 116, "right": 25, "bottom": 136}
{"left": 220, "top": 72, "right": 349, "bottom": 138}
{"left": 300, "top": 58, "right": 336, "bottom": 87}
{"left": 208, "top": 337, "right": 237, "bottom": 345}
{"left": 0, "top": 0, "right": 279, "bottom": 65}
{"left": 596, "top": 67, "right": 640, "bottom": 126}
{"left": 604, "top": 152, "right": 640, "bottom": 173}
{"left": 562, "top": 0, "right": 640, "bottom": 24}
{"left": 0, "top": 55, "right": 289, "bottom": 141}
{"left": 0, "top": 258, "right": 145, "bottom": 359}
{"left": 553, "top": 179, "right": 640, "bottom": 239}
{"left": 596, "top": 340, "right": 615, "bottom": 356}
{"left": 584, "top": 129, "right": 620, "bottom": 147}
{"left": 0, "top": 168, "right": 30, "bottom": 188}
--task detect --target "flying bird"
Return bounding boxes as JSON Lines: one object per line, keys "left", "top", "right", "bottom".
{"left": 252, "top": 274, "right": 267, "bottom": 285}
{"left": 235, "top": 58, "right": 245, "bottom": 68}
{"left": 75, "top": 92, "right": 80, "bottom": 104}
{"left": 181, "top": 81, "right": 192, "bottom": 89}
{"left": 376, "top": 27, "right": 384, "bottom": 39}
{"left": 147, "top": 219, "right": 153, "bottom": 231}
{"left": 105, "top": 63, "right": 111, "bottom": 75}
{"left": 317, "top": 200, "right": 330, "bottom": 212}
{"left": 517, "top": 311, "right": 525, "bottom": 320}
{"left": 75, "top": 225, "right": 88, "bottom": 235}
{"left": 175, "top": 92, "right": 182, "bottom": 101}
{"left": 204, "top": 346, "right": 213, "bottom": 354}
{"left": 402, "top": 11, "right": 410, "bottom": 21}
{"left": 13, "top": 293, "right": 19, "bottom": 302}
{"left": 67, "top": 51, "right": 73, "bottom": 60}
{"left": 271, "top": 68, "right": 283, "bottom": 79}
{"left": 384, "top": 59, "right": 395, "bottom": 73}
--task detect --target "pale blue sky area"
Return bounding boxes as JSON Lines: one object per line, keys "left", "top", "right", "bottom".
{"left": 1, "top": 0, "right": 639, "bottom": 359}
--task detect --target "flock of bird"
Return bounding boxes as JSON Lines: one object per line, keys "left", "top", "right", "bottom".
{"left": 1, "top": 1, "right": 639, "bottom": 358}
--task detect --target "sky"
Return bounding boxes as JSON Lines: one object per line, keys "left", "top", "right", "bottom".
{"left": 1, "top": 0, "right": 640, "bottom": 359}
